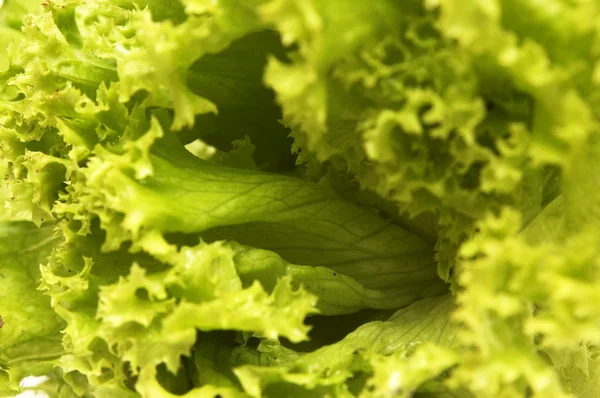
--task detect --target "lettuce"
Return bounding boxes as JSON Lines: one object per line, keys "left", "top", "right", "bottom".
{"left": 1, "top": 0, "right": 599, "bottom": 397}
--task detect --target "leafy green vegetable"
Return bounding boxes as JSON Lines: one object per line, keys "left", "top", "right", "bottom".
{"left": 1, "top": 0, "right": 599, "bottom": 397}
{"left": 0, "top": 222, "right": 64, "bottom": 392}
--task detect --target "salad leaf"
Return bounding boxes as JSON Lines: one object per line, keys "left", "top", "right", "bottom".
{"left": 0, "top": 222, "right": 65, "bottom": 393}
{"left": 1, "top": 0, "right": 600, "bottom": 397}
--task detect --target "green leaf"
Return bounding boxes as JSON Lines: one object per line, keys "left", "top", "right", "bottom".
{"left": 234, "top": 295, "right": 461, "bottom": 397}
{"left": 63, "top": 121, "right": 446, "bottom": 301}
{"left": 2, "top": 0, "right": 600, "bottom": 396}
{"left": 452, "top": 206, "right": 600, "bottom": 397}
{"left": 233, "top": 243, "right": 443, "bottom": 315}
{"left": 0, "top": 0, "right": 42, "bottom": 60}
{"left": 0, "top": 222, "right": 64, "bottom": 392}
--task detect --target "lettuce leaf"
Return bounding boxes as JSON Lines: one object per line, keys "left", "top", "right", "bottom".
{"left": 1, "top": 0, "right": 600, "bottom": 397}
{"left": 0, "top": 222, "right": 65, "bottom": 394}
